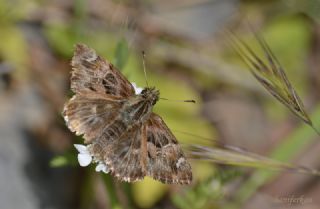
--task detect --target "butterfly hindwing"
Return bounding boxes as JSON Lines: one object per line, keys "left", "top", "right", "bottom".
{"left": 89, "top": 123, "right": 147, "bottom": 182}
{"left": 88, "top": 112, "right": 193, "bottom": 184}
{"left": 145, "top": 113, "right": 192, "bottom": 184}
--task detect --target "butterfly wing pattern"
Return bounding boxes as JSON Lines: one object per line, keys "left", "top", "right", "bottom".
{"left": 146, "top": 113, "right": 192, "bottom": 184}
{"left": 63, "top": 44, "right": 192, "bottom": 184}
{"left": 70, "top": 44, "right": 135, "bottom": 97}
{"left": 63, "top": 44, "right": 133, "bottom": 144}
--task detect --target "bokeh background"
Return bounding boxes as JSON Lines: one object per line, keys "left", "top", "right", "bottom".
{"left": 1, "top": 0, "right": 320, "bottom": 208}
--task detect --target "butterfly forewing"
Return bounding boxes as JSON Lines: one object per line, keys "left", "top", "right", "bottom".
{"left": 71, "top": 44, "right": 135, "bottom": 98}
{"left": 63, "top": 95, "right": 123, "bottom": 143}
{"left": 63, "top": 44, "right": 192, "bottom": 184}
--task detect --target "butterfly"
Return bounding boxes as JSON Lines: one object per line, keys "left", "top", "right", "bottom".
{"left": 62, "top": 44, "right": 192, "bottom": 184}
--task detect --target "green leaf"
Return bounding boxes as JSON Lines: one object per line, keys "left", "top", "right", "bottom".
{"left": 50, "top": 156, "right": 69, "bottom": 167}
{"left": 50, "top": 151, "right": 78, "bottom": 167}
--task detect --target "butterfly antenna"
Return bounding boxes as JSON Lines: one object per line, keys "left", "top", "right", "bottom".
{"left": 142, "top": 51, "right": 149, "bottom": 88}
{"left": 159, "top": 97, "right": 196, "bottom": 103}
{"left": 141, "top": 51, "right": 195, "bottom": 103}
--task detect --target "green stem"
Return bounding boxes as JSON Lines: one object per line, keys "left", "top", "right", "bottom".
{"left": 102, "top": 175, "right": 123, "bottom": 209}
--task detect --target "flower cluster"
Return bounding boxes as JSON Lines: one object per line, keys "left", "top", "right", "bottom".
{"left": 74, "top": 144, "right": 109, "bottom": 173}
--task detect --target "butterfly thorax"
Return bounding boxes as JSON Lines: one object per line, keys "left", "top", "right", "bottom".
{"left": 121, "top": 87, "right": 159, "bottom": 125}
{"left": 140, "top": 87, "right": 159, "bottom": 106}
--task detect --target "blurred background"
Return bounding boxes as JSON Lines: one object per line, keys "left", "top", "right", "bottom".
{"left": 1, "top": 0, "right": 320, "bottom": 208}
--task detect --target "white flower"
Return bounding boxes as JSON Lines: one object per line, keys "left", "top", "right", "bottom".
{"left": 74, "top": 144, "right": 92, "bottom": 167}
{"left": 74, "top": 144, "right": 110, "bottom": 174}
{"left": 131, "top": 82, "right": 143, "bottom": 95}
{"left": 95, "top": 162, "right": 110, "bottom": 174}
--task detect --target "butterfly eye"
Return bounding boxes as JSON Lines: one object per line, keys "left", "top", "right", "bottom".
{"left": 141, "top": 89, "right": 148, "bottom": 95}
{"left": 151, "top": 99, "right": 157, "bottom": 105}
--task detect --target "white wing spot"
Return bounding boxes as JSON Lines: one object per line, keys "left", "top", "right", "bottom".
{"left": 86, "top": 54, "right": 98, "bottom": 62}
{"left": 176, "top": 157, "right": 185, "bottom": 168}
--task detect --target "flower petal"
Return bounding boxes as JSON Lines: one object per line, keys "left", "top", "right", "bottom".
{"left": 74, "top": 144, "right": 89, "bottom": 154}
{"left": 95, "top": 163, "right": 105, "bottom": 172}
{"left": 77, "top": 153, "right": 92, "bottom": 167}
{"left": 102, "top": 165, "right": 110, "bottom": 174}
{"left": 131, "top": 82, "right": 143, "bottom": 95}
{"left": 95, "top": 162, "right": 110, "bottom": 174}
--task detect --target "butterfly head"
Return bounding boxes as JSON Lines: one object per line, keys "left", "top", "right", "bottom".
{"left": 140, "top": 87, "right": 159, "bottom": 106}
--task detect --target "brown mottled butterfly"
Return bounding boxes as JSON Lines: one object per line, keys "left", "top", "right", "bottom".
{"left": 62, "top": 44, "right": 192, "bottom": 184}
